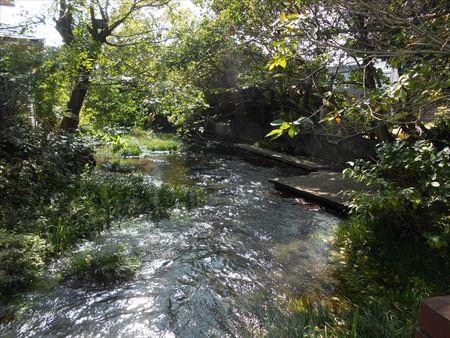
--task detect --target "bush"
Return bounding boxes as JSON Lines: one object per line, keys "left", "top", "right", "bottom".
{"left": 272, "top": 123, "right": 450, "bottom": 337}
{"left": 332, "top": 217, "right": 449, "bottom": 337}
{"left": 60, "top": 244, "right": 139, "bottom": 286}
{"left": 328, "top": 124, "right": 450, "bottom": 336}
{"left": 343, "top": 138, "right": 449, "bottom": 249}
{"left": 0, "top": 230, "right": 47, "bottom": 299}
{"left": 0, "top": 125, "right": 94, "bottom": 232}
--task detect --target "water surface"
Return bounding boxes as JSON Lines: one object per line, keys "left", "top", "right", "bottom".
{"left": 1, "top": 143, "right": 338, "bottom": 337}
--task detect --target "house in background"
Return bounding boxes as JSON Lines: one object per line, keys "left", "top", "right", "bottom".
{"left": 329, "top": 61, "right": 399, "bottom": 97}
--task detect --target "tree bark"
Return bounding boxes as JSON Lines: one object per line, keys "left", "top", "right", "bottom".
{"left": 60, "top": 74, "right": 90, "bottom": 131}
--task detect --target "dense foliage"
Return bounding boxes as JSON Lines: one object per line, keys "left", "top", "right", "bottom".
{"left": 0, "top": 126, "right": 204, "bottom": 301}
{"left": 344, "top": 136, "right": 449, "bottom": 250}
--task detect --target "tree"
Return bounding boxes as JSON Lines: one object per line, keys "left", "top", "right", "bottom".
{"left": 253, "top": 0, "right": 449, "bottom": 140}
{"left": 54, "top": 0, "right": 170, "bottom": 131}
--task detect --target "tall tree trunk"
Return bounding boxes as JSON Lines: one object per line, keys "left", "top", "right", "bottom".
{"left": 60, "top": 74, "right": 90, "bottom": 131}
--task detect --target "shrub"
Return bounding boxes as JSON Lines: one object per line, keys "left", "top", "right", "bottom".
{"left": 0, "top": 230, "right": 47, "bottom": 299}
{"left": 343, "top": 138, "right": 449, "bottom": 249}
{"left": 267, "top": 123, "right": 450, "bottom": 337}
{"left": 0, "top": 125, "right": 94, "bottom": 232}
{"left": 60, "top": 244, "right": 139, "bottom": 286}
{"left": 332, "top": 216, "right": 450, "bottom": 337}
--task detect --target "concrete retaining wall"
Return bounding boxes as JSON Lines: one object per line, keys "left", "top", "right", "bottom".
{"left": 205, "top": 121, "right": 377, "bottom": 165}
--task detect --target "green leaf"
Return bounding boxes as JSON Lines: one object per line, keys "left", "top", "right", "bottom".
{"left": 288, "top": 127, "right": 295, "bottom": 138}
{"left": 280, "top": 123, "right": 291, "bottom": 130}
{"left": 265, "top": 129, "right": 282, "bottom": 137}
{"left": 287, "top": 13, "right": 299, "bottom": 20}
{"left": 270, "top": 119, "right": 285, "bottom": 126}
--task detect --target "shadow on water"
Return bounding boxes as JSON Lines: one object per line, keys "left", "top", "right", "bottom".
{"left": 1, "top": 141, "right": 339, "bottom": 337}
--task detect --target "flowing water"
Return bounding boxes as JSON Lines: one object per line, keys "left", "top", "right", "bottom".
{"left": 1, "top": 142, "right": 339, "bottom": 338}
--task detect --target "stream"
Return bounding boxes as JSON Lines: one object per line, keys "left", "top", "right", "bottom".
{"left": 1, "top": 142, "right": 339, "bottom": 337}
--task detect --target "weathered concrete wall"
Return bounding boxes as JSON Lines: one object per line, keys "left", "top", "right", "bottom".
{"left": 291, "top": 133, "right": 378, "bottom": 165}
{"left": 205, "top": 119, "right": 266, "bottom": 142}
{"left": 205, "top": 121, "right": 377, "bottom": 166}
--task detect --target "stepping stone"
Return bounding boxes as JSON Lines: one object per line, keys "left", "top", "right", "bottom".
{"left": 236, "top": 144, "right": 329, "bottom": 172}
{"left": 269, "top": 171, "right": 370, "bottom": 211}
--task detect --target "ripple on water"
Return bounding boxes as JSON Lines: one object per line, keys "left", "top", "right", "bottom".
{"left": 1, "top": 146, "right": 339, "bottom": 338}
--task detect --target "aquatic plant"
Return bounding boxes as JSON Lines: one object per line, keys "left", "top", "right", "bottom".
{"left": 97, "top": 130, "right": 180, "bottom": 157}
{"left": 115, "top": 143, "right": 142, "bottom": 157}
{"left": 60, "top": 244, "right": 139, "bottom": 286}
{"left": 101, "top": 161, "right": 136, "bottom": 173}
{"left": 136, "top": 133, "right": 180, "bottom": 151}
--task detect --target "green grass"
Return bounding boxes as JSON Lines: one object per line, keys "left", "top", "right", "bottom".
{"left": 0, "top": 172, "right": 205, "bottom": 300}
{"left": 44, "top": 172, "right": 206, "bottom": 252}
{"left": 136, "top": 134, "right": 180, "bottom": 151}
{"left": 60, "top": 244, "right": 139, "bottom": 286}
{"left": 95, "top": 130, "right": 180, "bottom": 157}
{"left": 116, "top": 143, "right": 142, "bottom": 156}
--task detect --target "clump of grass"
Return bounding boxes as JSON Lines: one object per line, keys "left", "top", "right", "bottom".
{"left": 115, "top": 143, "right": 142, "bottom": 157}
{"left": 103, "top": 130, "right": 180, "bottom": 156}
{"left": 136, "top": 133, "right": 180, "bottom": 151}
{"left": 98, "top": 129, "right": 180, "bottom": 157}
{"left": 43, "top": 172, "right": 206, "bottom": 252}
{"left": 60, "top": 244, "right": 139, "bottom": 286}
{"left": 264, "top": 294, "right": 410, "bottom": 338}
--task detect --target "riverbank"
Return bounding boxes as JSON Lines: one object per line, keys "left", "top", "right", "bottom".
{"left": 0, "top": 127, "right": 204, "bottom": 311}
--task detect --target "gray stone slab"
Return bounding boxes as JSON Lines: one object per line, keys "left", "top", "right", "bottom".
{"left": 236, "top": 144, "right": 329, "bottom": 171}
{"left": 269, "top": 171, "right": 370, "bottom": 211}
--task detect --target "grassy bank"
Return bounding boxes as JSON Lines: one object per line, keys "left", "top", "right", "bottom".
{"left": 0, "top": 126, "right": 204, "bottom": 303}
